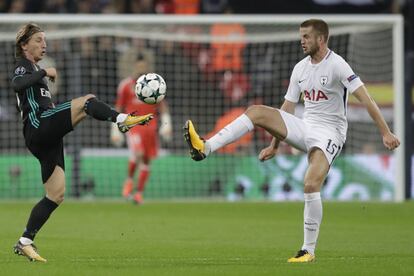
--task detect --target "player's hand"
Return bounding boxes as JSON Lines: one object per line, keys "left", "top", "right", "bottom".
{"left": 159, "top": 124, "right": 172, "bottom": 142}
{"left": 110, "top": 124, "right": 124, "bottom": 147}
{"left": 258, "top": 146, "right": 278, "bottom": 162}
{"left": 44, "top": 67, "right": 57, "bottom": 82}
{"left": 159, "top": 113, "right": 172, "bottom": 142}
{"left": 383, "top": 132, "right": 400, "bottom": 150}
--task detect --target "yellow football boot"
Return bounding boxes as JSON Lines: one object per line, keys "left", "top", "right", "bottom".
{"left": 287, "top": 250, "right": 315, "bottom": 263}
{"left": 117, "top": 113, "right": 153, "bottom": 133}
{"left": 183, "top": 120, "right": 206, "bottom": 161}
{"left": 14, "top": 242, "right": 47, "bottom": 263}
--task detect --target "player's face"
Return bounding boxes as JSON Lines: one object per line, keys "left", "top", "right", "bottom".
{"left": 22, "top": 32, "right": 46, "bottom": 62}
{"left": 300, "top": 27, "right": 320, "bottom": 56}
{"left": 133, "top": 60, "right": 149, "bottom": 79}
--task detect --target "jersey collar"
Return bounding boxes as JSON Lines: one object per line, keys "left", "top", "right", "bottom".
{"left": 308, "top": 49, "right": 332, "bottom": 67}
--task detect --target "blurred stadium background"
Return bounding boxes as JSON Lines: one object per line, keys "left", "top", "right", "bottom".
{"left": 0, "top": 0, "right": 412, "bottom": 202}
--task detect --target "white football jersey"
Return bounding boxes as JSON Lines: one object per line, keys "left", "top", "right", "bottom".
{"left": 285, "top": 49, "right": 363, "bottom": 141}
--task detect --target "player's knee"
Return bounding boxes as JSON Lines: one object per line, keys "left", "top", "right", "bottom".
{"left": 82, "top": 94, "right": 97, "bottom": 114}
{"left": 246, "top": 104, "right": 263, "bottom": 114}
{"left": 46, "top": 182, "right": 66, "bottom": 204}
{"left": 55, "top": 189, "right": 65, "bottom": 204}
{"left": 83, "top": 94, "right": 96, "bottom": 106}
{"left": 135, "top": 151, "right": 143, "bottom": 157}
{"left": 84, "top": 94, "right": 96, "bottom": 101}
{"left": 72, "top": 94, "right": 95, "bottom": 112}
{"left": 134, "top": 152, "right": 144, "bottom": 162}
{"left": 143, "top": 157, "right": 151, "bottom": 164}
{"left": 48, "top": 192, "right": 65, "bottom": 204}
{"left": 304, "top": 180, "right": 322, "bottom": 193}
{"left": 55, "top": 194, "right": 65, "bottom": 205}
{"left": 245, "top": 105, "right": 265, "bottom": 123}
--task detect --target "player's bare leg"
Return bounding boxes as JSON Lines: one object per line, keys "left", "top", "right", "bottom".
{"left": 288, "top": 148, "right": 329, "bottom": 263}
{"left": 244, "top": 105, "right": 287, "bottom": 139}
{"left": 71, "top": 94, "right": 153, "bottom": 131}
{"left": 14, "top": 166, "right": 65, "bottom": 263}
{"left": 44, "top": 166, "right": 66, "bottom": 204}
{"left": 70, "top": 94, "right": 95, "bottom": 127}
{"left": 184, "top": 105, "right": 287, "bottom": 161}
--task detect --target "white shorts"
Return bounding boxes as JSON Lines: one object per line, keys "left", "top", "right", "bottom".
{"left": 279, "top": 110, "right": 344, "bottom": 165}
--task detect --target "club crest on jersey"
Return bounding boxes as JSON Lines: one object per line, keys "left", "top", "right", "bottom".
{"left": 15, "top": 66, "right": 26, "bottom": 75}
{"left": 320, "top": 76, "right": 328, "bottom": 86}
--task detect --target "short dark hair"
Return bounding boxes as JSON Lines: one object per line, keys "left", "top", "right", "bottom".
{"left": 300, "top": 19, "right": 329, "bottom": 42}
{"left": 15, "top": 22, "right": 43, "bottom": 58}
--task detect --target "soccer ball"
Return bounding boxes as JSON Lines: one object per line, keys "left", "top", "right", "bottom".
{"left": 135, "top": 73, "right": 167, "bottom": 104}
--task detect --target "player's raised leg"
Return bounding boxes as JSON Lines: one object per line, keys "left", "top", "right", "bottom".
{"left": 70, "top": 94, "right": 153, "bottom": 132}
{"left": 288, "top": 148, "right": 329, "bottom": 263}
{"left": 183, "top": 105, "right": 288, "bottom": 161}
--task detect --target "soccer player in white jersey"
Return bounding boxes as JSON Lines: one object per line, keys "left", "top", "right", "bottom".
{"left": 183, "top": 19, "right": 400, "bottom": 263}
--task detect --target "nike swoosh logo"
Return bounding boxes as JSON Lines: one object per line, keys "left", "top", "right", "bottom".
{"left": 299, "top": 79, "right": 306, "bottom": 83}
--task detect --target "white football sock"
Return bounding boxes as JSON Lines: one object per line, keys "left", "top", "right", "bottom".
{"left": 301, "top": 192, "right": 322, "bottom": 256}
{"left": 206, "top": 114, "right": 254, "bottom": 154}
{"left": 19, "top": 237, "right": 33, "bottom": 245}
{"left": 116, "top": 113, "right": 128, "bottom": 124}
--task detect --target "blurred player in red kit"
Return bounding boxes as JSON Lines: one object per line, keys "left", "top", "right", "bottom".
{"left": 111, "top": 53, "right": 172, "bottom": 204}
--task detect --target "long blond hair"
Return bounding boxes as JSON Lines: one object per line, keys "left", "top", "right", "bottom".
{"left": 15, "top": 22, "right": 43, "bottom": 58}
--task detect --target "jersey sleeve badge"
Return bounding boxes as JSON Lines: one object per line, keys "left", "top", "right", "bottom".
{"left": 14, "top": 66, "right": 26, "bottom": 75}
{"left": 347, "top": 74, "right": 358, "bottom": 83}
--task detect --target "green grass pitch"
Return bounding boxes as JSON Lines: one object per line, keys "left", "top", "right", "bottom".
{"left": 1, "top": 201, "right": 413, "bottom": 275}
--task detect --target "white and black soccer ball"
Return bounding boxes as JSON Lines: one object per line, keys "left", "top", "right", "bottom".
{"left": 135, "top": 73, "right": 167, "bottom": 104}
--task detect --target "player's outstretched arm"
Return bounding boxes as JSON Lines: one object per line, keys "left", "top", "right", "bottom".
{"left": 258, "top": 100, "right": 296, "bottom": 161}
{"left": 12, "top": 67, "right": 56, "bottom": 91}
{"left": 352, "top": 85, "right": 400, "bottom": 150}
